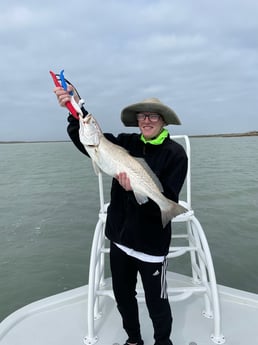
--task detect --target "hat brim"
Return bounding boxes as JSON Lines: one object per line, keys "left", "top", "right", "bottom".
{"left": 121, "top": 101, "right": 181, "bottom": 127}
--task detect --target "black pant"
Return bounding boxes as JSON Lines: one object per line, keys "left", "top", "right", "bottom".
{"left": 110, "top": 243, "right": 173, "bottom": 345}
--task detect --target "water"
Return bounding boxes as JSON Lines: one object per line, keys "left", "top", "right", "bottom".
{"left": 0, "top": 137, "right": 258, "bottom": 321}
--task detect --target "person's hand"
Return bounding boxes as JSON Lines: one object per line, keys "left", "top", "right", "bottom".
{"left": 53, "top": 85, "right": 79, "bottom": 108}
{"left": 116, "top": 172, "right": 132, "bottom": 191}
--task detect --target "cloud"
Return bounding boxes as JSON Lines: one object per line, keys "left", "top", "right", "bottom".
{"left": 0, "top": 6, "right": 32, "bottom": 29}
{"left": 1, "top": 0, "right": 258, "bottom": 140}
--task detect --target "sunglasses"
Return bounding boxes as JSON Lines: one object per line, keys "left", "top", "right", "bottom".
{"left": 136, "top": 113, "right": 161, "bottom": 122}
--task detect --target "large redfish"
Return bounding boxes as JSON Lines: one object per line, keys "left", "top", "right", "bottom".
{"left": 79, "top": 114, "right": 187, "bottom": 227}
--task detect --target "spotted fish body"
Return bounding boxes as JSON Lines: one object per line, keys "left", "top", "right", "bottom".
{"left": 79, "top": 114, "right": 187, "bottom": 227}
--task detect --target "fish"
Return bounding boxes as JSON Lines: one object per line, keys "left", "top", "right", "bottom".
{"left": 79, "top": 113, "right": 188, "bottom": 227}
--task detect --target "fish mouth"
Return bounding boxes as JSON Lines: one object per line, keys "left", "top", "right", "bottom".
{"left": 82, "top": 114, "right": 93, "bottom": 124}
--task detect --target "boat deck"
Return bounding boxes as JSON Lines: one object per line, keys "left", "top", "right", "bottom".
{"left": 1, "top": 272, "right": 257, "bottom": 345}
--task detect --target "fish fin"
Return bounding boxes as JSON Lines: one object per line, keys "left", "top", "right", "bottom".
{"left": 135, "top": 158, "right": 163, "bottom": 192}
{"left": 161, "top": 200, "right": 188, "bottom": 228}
{"left": 134, "top": 191, "right": 149, "bottom": 205}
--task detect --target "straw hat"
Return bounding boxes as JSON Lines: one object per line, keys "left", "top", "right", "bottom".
{"left": 121, "top": 97, "right": 181, "bottom": 127}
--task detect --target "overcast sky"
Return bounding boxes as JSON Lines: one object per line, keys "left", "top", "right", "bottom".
{"left": 1, "top": 0, "right": 258, "bottom": 141}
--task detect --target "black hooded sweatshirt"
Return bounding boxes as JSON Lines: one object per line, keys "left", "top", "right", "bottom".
{"left": 67, "top": 115, "right": 188, "bottom": 256}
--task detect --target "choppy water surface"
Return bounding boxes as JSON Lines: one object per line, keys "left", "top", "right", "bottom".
{"left": 0, "top": 137, "right": 257, "bottom": 320}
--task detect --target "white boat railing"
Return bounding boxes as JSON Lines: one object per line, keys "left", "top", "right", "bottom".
{"left": 84, "top": 135, "right": 225, "bottom": 345}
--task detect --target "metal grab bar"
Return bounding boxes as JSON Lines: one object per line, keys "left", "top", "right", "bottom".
{"left": 84, "top": 135, "right": 225, "bottom": 345}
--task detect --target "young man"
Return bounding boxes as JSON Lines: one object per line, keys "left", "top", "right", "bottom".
{"left": 54, "top": 89, "right": 188, "bottom": 345}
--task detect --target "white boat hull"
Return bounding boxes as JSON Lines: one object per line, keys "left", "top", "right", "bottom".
{"left": 1, "top": 272, "right": 257, "bottom": 345}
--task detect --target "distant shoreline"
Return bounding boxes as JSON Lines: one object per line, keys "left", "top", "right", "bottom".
{"left": 190, "top": 131, "right": 258, "bottom": 138}
{"left": 1, "top": 131, "right": 258, "bottom": 144}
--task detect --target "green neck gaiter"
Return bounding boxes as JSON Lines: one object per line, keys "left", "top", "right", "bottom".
{"left": 140, "top": 128, "right": 169, "bottom": 145}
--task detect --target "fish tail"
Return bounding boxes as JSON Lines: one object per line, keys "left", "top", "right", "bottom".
{"left": 161, "top": 201, "right": 188, "bottom": 228}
